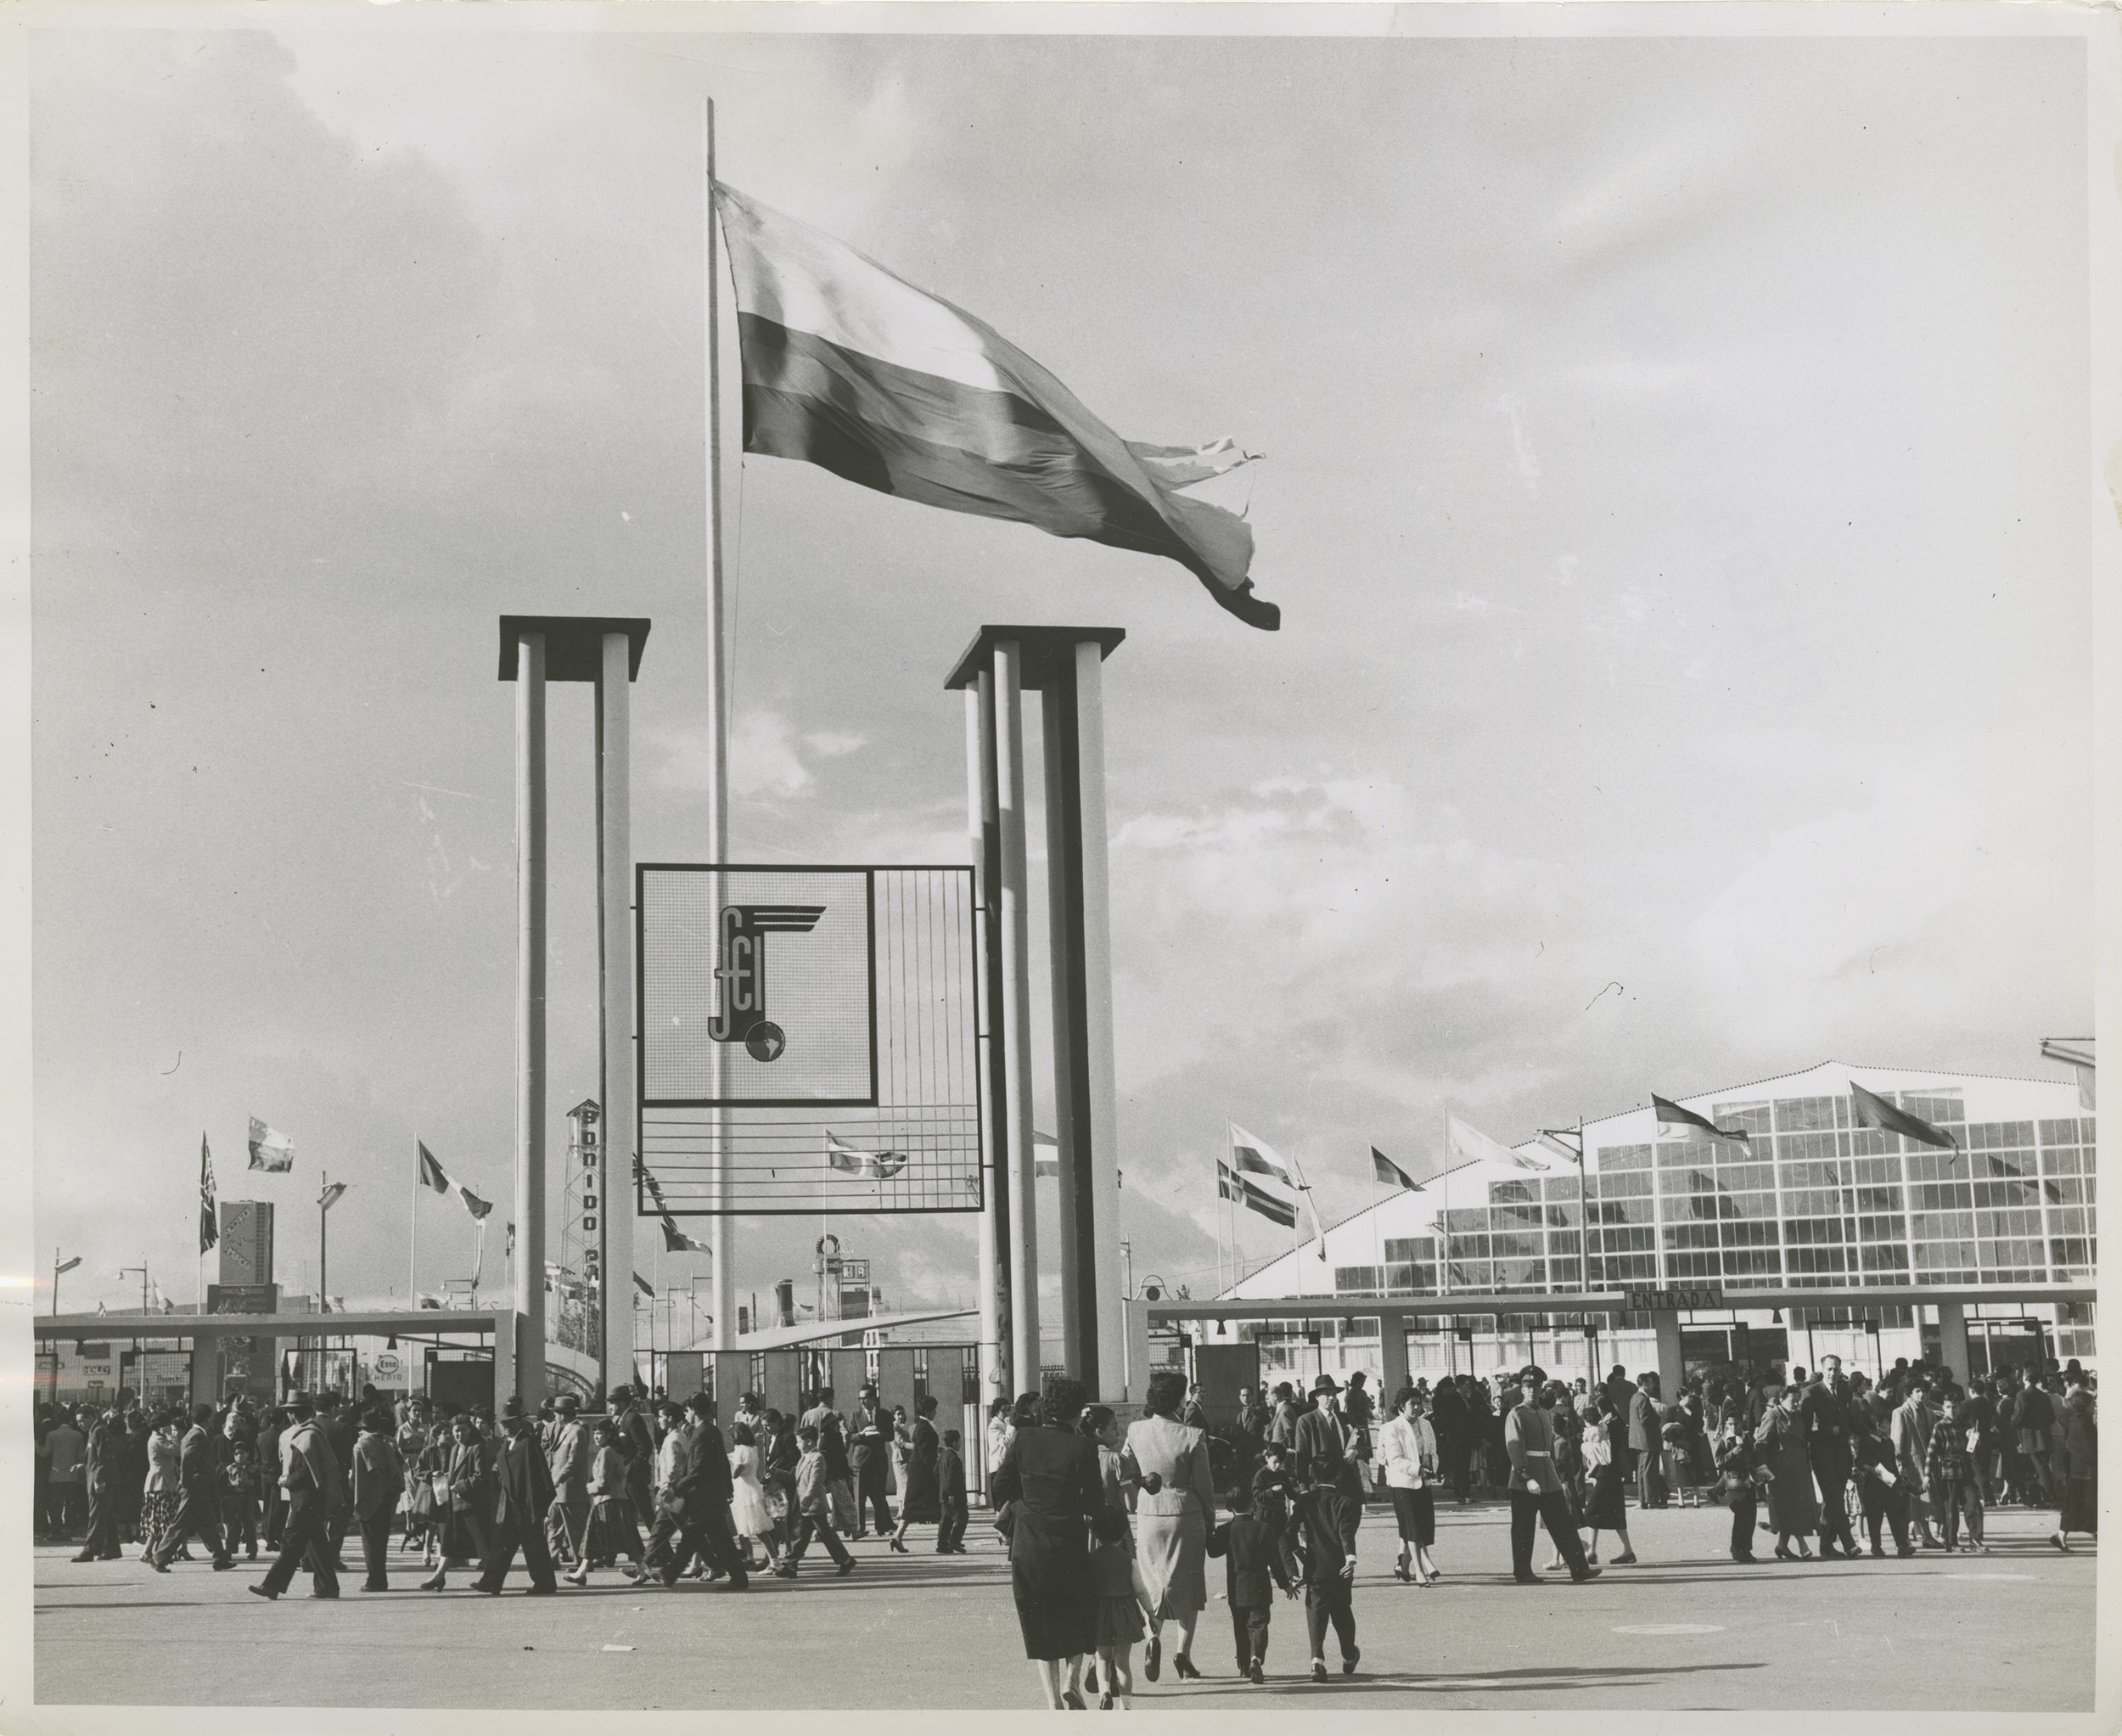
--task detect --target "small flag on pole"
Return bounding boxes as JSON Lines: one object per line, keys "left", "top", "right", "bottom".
{"left": 634, "top": 1272, "right": 654, "bottom": 1299}
{"left": 318, "top": 1181, "right": 348, "bottom": 1211}
{"left": 417, "top": 1142, "right": 450, "bottom": 1194}
{"left": 56, "top": 1255, "right": 81, "bottom": 1276}
{"left": 458, "top": 1184, "right": 494, "bottom": 1221}
{"left": 1228, "top": 1124, "right": 1297, "bottom": 1188}
{"left": 1446, "top": 1113, "right": 1548, "bottom": 1172}
{"left": 660, "top": 1215, "right": 711, "bottom": 1256}
{"left": 1652, "top": 1094, "right": 1751, "bottom": 1147}
{"left": 1217, "top": 1160, "right": 1298, "bottom": 1228}
{"left": 199, "top": 1134, "right": 218, "bottom": 1254}
{"left": 1372, "top": 1148, "right": 1421, "bottom": 1192}
{"left": 1034, "top": 1128, "right": 1060, "bottom": 1178}
{"left": 247, "top": 1118, "right": 294, "bottom": 1172}
{"left": 825, "top": 1131, "right": 908, "bottom": 1179}
{"left": 1848, "top": 1081, "right": 1958, "bottom": 1155}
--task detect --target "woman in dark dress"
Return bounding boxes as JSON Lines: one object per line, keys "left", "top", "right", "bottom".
{"left": 891, "top": 1394, "right": 944, "bottom": 1553}
{"left": 991, "top": 1380, "right": 1103, "bottom": 1710}
{"left": 1583, "top": 1395, "right": 1636, "bottom": 1564}
{"left": 1754, "top": 1385, "right": 1818, "bottom": 1559}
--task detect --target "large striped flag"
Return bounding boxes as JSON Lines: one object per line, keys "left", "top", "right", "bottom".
{"left": 1217, "top": 1160, "right": 1297, "bottom": 1228}
{"left": 199, "top": 1135, "right": 218, "bottom": 1254}
{"left": 418, "top": 1142, "right": 494, "bottom": 1219}
{"left": 1848, "top": 1081, "right": 1958, "bottom": 1156}
{"left": 716, "top": 185, "right": 1277, "bottom": 630}
{"left": 1372, "top": 1148, "right": 1422, "bottom": 1192}
{"left": 247, "top": 1117, "right": 294, "bottom": 1172}
{"left": 825, "top": 1131, "right": 908, "bottom": 1179}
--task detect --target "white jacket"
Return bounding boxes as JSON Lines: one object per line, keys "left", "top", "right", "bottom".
{"left": 1377, "top": 1414, "right": 1438, "bottom": 1489}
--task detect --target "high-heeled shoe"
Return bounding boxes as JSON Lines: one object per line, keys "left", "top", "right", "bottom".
{"left": 1173, "top": 1654, "right": 1201, "bottom": 1681}
{"left": 1393, "top": 1559, "right": 1411, "bottom": 1582}
{"left": 1773, "top": 1543, "right": 1794, "bottom": 1560}
{"left": 890, "top": 1537, "right": 909, "bottom": 1554}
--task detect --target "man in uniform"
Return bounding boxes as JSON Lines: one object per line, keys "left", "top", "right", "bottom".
{"left": 1503, "top": 1367, "right": 1599, "bottom": 1586}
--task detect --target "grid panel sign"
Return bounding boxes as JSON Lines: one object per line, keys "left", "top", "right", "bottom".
{"left": 637, "top": 865, "right": 983, "bottom": 1216}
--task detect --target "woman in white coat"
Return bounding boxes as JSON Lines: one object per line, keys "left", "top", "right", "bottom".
{"left": 1378, "top": 1386, "right": 1442, "bottom": 1584}
{"left": 1119, "top": 1370, "right": 1216, "bottom": 1683}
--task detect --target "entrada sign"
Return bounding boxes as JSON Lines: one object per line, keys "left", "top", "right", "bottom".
{"left": 1625, "top": 1285, "right": 1725, "bottom": 1312}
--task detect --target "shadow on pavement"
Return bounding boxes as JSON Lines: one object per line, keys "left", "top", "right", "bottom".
{"left": 1166, "top": 1660, "right": 1770, "bottom": 1699}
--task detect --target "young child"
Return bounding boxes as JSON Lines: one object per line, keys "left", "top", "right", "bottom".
{"left": 1088, "top": 1507, "right": 1144, "bottom": 1707}
{"left": 785, "top": 1424, "right": 855, "bottom": 1577}
{"left": 1207, "top": 1486, "right": 1294, "bottom": 1684}
{"left": 1252, "top": 1441, "right": 1303, "bottom": 1589}
{"left": 1296, "top": 1464, "right": 1361, "bottom": 1683}
{"left": 936, "top": 1429, "right": 969, "bottom": 1555}
{"left": 221, "top": 1438, "right": 261, "bottom": 1561}
{"left": 1712, "top": 1418, "right": 1763, "bottom": 1563}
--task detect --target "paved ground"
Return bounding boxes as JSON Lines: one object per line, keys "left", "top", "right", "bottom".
{"left": 34, "top": 1502, "right": 2096, "bottom": 1711}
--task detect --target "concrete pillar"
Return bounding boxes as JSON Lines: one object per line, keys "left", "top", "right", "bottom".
{"left": 595, "top": 630, "right": 639, "bottom": 1402}
{"left": 1042, "top": 679, "right": 1086, "bottom": 1383}
{"left": 513, "top": 630, "right": 547, "bottom": 1407}
{"left": 967, "top": 678, "right": 1011, "bottom": 1402}
{"left": 1120, "top": 1297, "right": 1152, "bottom": 1408}
{"left": 1652, "top": 1308, "right": 1685, "bottom": 1396}
{"left": 1935, "top": 1299, "right": 1971, "bottom": 1385}
{"left": 1071, "top": 641, "right": 1126, "bottom": 1400}
{"left": 1378, "top": 1310, "right": 1410, "bottom": 1403}
{"left": 993, "top": 641, "right": 1041, "bottom": 1392}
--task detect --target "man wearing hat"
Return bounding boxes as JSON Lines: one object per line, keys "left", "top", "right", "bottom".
{"left": 609, "top": 1386, "right": 660, "bottom": 1536}
{"left": 473, "top": 1397, "right": 560, "bottom": 1594}
{"left": 544, "top": 1393, "right": 592, "bottom": 1569}
{"left": 648, "top": 1393, "right": 749, "bottom": 1589}
{"left": 1290, "top": 1375, "right": 1365, "bottom": 1505}
{"left": 1503, "top": 1367, "right": 1598, "bottom": 1585}
{"left": 145, "top": 1402, "right": 234, "bottom": 1573}
{"left": 73, "top": 1407, "right": 129, "bottom": 1563}
{"left": 249, "top": 1394, "right": 345, "bottom": 1600}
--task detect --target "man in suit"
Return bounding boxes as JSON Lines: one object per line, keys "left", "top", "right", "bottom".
{"left": 1504, "top": 1367, "right": 1599, "bottom": 1585}
{"left": 1626, "top": 1373, "right": 1664, "bottom": 1508}
{"left": 1294, "top": 1459, "right": 1362, "bottom": 1683}
{"left": 649, "top": 1394, "right": 749, "bottom": 1589}
{"left": 1891, "top": 1375, "right": 1942, "bottom": 1549}
{"left": 1266, "top": 1383, "right": 1301, "bottom": 1449}
{"left": 1290, "top": 1374, "right": 1364, "bottom": 1505}
{"left": 72, "top": 1408, "right": 128, "bottom": 1562}
{"left": 1802, "top": 1355, "right": 1861, "bottom": 1559}
{"left": 1429, "top": 1377, "right": 1470, "bottom": 1503}
{"left": 317, "top": 1393, "right": 360, "bottom": 1570}
{"left": 350, "top": 1407, "right": 406, "bottom": 1592}
{"left": 544, "top": 1392, "right": 592, "bottom": 1567}
{"left": 474, "top": 1397, "right": 560, "bottom": 1594}
{"left": 848, "top": 1387, "right": 895, "bottom": 1541}
{"left": 1234, "top": 1385, "right": 1270, "bottom": 1442}
{"left": 146, "top": 1402, "right": 233, "bottom": 1572}
{"left": 609, "top": 1385, "right": 660, "bottom": 1536}
{"left": 249, "top": 1394, "right": 345, "bottom": 1599}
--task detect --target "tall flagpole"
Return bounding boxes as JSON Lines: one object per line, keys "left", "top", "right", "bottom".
{"left": 704, "top": 97, "right": 735, "bottom": 1355}
{"left": 409, "top": 1143, "right": 419, "bottom": 1310}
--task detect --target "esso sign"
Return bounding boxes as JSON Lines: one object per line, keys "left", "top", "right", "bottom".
{"left": 374, "top": 1352, "right": 401, "bottom": 1379}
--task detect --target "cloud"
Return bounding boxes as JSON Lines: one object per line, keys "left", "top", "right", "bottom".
{"left": 647, "top": 710, "right": 867, "bottom": 804}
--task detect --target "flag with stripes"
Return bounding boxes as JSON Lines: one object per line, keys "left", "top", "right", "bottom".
{"left": 1034, "top": 1128, "right": 1059, "bottom": 1177}
{"left": 418, "top": 1142, "right": 450, "bottom": 1194}
{"left": 717, "top": 184, "right": 1277, "bottom": 631}
{"left": 1372, "top": 1148, "right": 1421, "bottom": 1192}
{"left": 660, "top": 1215, "right": 711, "bottom": 1256}
{"left": 1228, "top": 1124, "right": 1296, "bottom": 1188}
{"left": 1653, "top": 1094, "right": 1751, "bottom": 1148}
{"left": 1217, "top": 1160, "right": 1297, "bottom": 1228}
{"left": 1446, "top": 1113, "right": 1548, "bottom": 1172}
{"left": 1848, "top": 1081, "right": 1958, "bottom": 1156}
{"left": 825, "top": 1131, "right": 908, "bottom": 1179}
{"left": 247, "top": 1117, "right": 294, "bottom": 1172}
{"left": 199, "top": 1134, "right": 218, "bottom": 1254}
{"left": 318, "top": 1181, "right": 348, "bottom": 1211}
{"left": 458, "top": 1184, "right": 493, "bottom": 1222}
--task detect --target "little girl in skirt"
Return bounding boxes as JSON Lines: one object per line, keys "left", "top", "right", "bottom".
{"left": 1090, "top": 1507, "right": 1144, "bottom": 1708}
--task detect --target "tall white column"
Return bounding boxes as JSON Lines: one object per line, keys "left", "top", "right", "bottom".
{"left": 1072, "top": 639, "right": 1127, "bottom": 1396}
{"left": 994, "top": 640, "right": 1041, "bottom": 1392}
{"left": 596, "top": 631, "right": 637, "bottom": 1400}
{"left": 968, "top": 679, "right": 1008, "bottom": 1403}
{"left": 513, "top": 631, "right": 547, "bottom": 1407}
{"left": 1042, "top": 680, "right": 1084, "bottom": 1382}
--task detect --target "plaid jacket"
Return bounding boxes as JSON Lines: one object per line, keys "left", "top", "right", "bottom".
{"left": 1923, "top": 1416, "right": 1973, "bottom": 1487}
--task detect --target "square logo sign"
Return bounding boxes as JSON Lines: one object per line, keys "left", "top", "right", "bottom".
{"left": 640, "top": 867, "right": 876, "bottom": 1106}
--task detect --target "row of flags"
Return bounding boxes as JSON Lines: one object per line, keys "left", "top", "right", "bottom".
{"left": 1216, "top": 1081, "right": 1968, "bottom": 1261}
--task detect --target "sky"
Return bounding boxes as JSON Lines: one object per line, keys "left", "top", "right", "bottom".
{"left": 27, "top": 20, "right": 2096, "bottom": 1327}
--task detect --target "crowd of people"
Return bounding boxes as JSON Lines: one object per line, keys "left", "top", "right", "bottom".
{"left": 31, "top": 1379, "right": 970, "bottom": 1598}
{"left": 31, "top": 1349, "right": 2097, "bottom": 1705}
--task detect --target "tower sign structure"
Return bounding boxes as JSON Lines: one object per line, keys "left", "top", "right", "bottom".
{"left": 500, "top": 615, "right": 648, "bottom": 1405}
